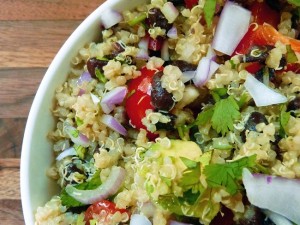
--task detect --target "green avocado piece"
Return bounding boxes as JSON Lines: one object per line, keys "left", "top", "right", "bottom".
{"left": 147, "top": 140, "right": 203, "bottom": 173}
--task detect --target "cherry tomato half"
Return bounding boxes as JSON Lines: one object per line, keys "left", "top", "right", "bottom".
{"left": 184, "top": 0, "right": 198, "bottom": 9}
{"left": 250, "top": 0, "right": 280, "bottom": 28}
{"left": 84, "top": 200, "right": 130, "bottom": 225}
{"left": 125, "top": 67, "right": 162, "bottom": 139}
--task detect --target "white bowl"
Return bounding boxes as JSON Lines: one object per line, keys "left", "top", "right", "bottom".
{"left": 20, "top": 0, "right": 147, "bottom": 224}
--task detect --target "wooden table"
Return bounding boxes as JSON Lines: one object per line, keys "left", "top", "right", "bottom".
{"left": 0, "top": 1, "right": 105, "bottom": 224}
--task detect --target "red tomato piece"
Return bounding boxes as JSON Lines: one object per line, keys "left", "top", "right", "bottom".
{"left": 125, "top": 67, "right": 162, "bottom": 139}
{"left": 245, "top": 62, "right": 263, "bottom": 74}
{"left": 184, "top": 0, "right": 198, "bottom": 9}
{"left": 250, "top": 1, "right": 280, "bottom": 28}
{"left": 84, "top": 200, "right": 130, "bottom": 225}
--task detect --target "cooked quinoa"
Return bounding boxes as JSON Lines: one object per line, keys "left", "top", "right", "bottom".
{"left": 35, "top": 0, "right": 300, "bottom": 225}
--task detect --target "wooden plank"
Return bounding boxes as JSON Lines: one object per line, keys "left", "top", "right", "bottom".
{"left": 0, "top": 20, "right": 82, "bottom": 68}
{"left": 0, "top": 0, "right": 105, "bottom": 21}
{"left": 0, "top": 199, "right": 23, "bottom": 225}
{"left": 0, "top": 68, "right": 45, "bottom": 118}
{"left": 0, "top": 158, "right": 20, "bottom": 168}
{"left": 0, "top": 167, "right": 20, "bottom": 200}
{"left": 0, "top": 118, "right": 26, "bottom": 159}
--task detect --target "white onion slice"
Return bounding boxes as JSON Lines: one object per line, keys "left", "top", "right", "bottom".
{"left": 169, "top": 220, "right": 193, "bottom": 225}
{"left": 66, "top": 166, "right": 125, "bottom": 205}
{"left": 100, "top": 9, "right": 123, "bottom": 29}
{"left": 100, "top": 114, "right": 127, "bottom": 136}
{"left": 181, "top": 70, "right": 195, "bottom": 83}
{"left": 167, "top": 26, "right": 178, "bottom": 39}
{"left": 130, "top": 214, "right": 152, "bottom": 225}
{"left": 212, "top": 1, "right": 251, "bottom": 55}
{"left": 263, "top": 210, "right": 293, "bottom": 225}
{"left": 56, "top": 147, "right": 76, "bottom": 161}
{"left": 161, "top": 40, "right": 169, "bottom": 61}
{"left": 161, "top": 2, "right": 179, "bottom": 23}
{"left": 90, "top": 93, "right": 100, "bottom": 105}
{"left": 242, "top": 168, "right": 300, "bottom": 225}
{"left": 101, "top": 86, "right": 128, "bottom": 114}
{"left": 63, "top": 123, "right": 90, "bottom": 147}
{"left": 244, "top": 74, "right": 287, "bottom": 107}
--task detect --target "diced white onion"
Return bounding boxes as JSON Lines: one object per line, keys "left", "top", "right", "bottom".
{"left": 100, "top": 114, "right": 127, "bottom": 136}
{"left": 244, "top": 74, "right": 287, "bottom": 107}
{"left": 242, "top": 168, "right": 300, "bottom": 225}
{"left": 130, "top": 214, "right": 152, "bottom": 225}
{"left": 212, "top": 1, "right": 251, "bottom": 55}
{"left": 100, "top": 9, "right": 123, "bottom": 29}
{"left": 161, "top": 2, "right": 179, "bottom": 23}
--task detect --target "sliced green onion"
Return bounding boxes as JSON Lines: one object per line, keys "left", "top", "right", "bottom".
{"left": 128, "top": 12, "right": 147, "bottom": 26}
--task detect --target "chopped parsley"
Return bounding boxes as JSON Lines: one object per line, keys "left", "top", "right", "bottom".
{"left": 288, "top": 0, "right": 300, "bottom": 7}
{"left": 204, "top": 155, "right": 257, "bottom": 195}
{"left": 95, "top": 68, "right": 107, "bottom": 83}
{"left": 279, "top": 105, "right": 291, "bottom": 138}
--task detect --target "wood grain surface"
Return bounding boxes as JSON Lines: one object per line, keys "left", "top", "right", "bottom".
{"left": 0, "top": 1, "right": 106, "bottom": 224}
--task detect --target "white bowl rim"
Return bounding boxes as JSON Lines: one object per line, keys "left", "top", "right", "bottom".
{"left": 20, "top": 0, "right": 127, "bottom": 224}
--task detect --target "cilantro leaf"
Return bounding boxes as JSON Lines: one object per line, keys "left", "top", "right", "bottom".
{"left": 194, "top": 107, "right": 214, "bottom": 126}
{"left": 204, "top": 0, "right": 217, "bottom": 27}
{"left": 204, "top": 155, "right": 256, "bottom": 195}
{"left": 279, "top": 105, "right": 291, "bottom": 138}
{"left": 211, "top": 96, "right": 240, "bottom": 135}
{"left": 60, "top": 170, "right": 101, "bottom": 207}
{"left": 286, "top": 45, "right": 298, "bottom": 63}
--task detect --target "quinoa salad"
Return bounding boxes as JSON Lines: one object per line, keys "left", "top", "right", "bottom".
{"left": 35, "top": 0, "right": 300, "bottom": 225}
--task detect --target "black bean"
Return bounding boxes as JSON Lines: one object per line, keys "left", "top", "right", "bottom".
{"left": 148, "top": 8, "right": 172, "bottom": 31}
{"left": 243, "top": 45, "right": 273, "bottom": 63}
{"left": 245, "top": 112, "right": 268, "bottom": 132}
{"left": 87, "top": 57, "right": 108, "bottom": 78}
{"left": 155, "top": 112, "right": 176, "bottom": 131}
{"left": 168, "top": 0, "right": 185, "bottom": 6}
{"left": 171, "top": 60, "right": 198, "bottom": 72}
{"left": 237, "top": 206, "right": 264, "bottom": 225}
{"left": 151, "top": 71, "right": 175, "bottom": 111}
{"left": 287, "top": 96, "right": 300, "bottom": 111}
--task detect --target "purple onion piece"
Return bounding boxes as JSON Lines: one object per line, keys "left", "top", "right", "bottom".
{"left": 244, "top": 74, "right": 287, "bottom": 107}
{"left": 242, "top": 168, "right": 300, "bottom": 225}
{"left": 130, "top": 214, "right": 152, "bottom": 225}
{"left": 212, "top": 1, "right": 251, "bottom": 55}
{"left": 63, "top": 123, "right": 90, "bottom": 147}
{"left": 167, "top": 26, "right": 178, "bottom": 39}
{"left": 56, "top": 147, "right": 76, "bottom": 161}
{"left": 100, "top": 9, "right": 123, "bottom": 29}
{"left": 192, "top": 57, "right": 210, "bottom": 87}
{"left": 100, "top": 86, "right": 128, "bottom": 114}
{"left": 169, "top": 220, "right": 194, "bottom": 225}
{"left": 66, "top": 166, "right": 126, "bottom": 205}
{"left": 136, "top": 48, "right": 150, "bottom": 60}
{"left": 77, "top": 72, "right": 92, "bottom": 86}
{"left": 138, "top": 36, "right": 149, "bottom": 50}
{"left": 181, "top": 70, "right": 195, "bottom": 83}
{"left": 100, "top": 114, "right": 127, "bottom": 136}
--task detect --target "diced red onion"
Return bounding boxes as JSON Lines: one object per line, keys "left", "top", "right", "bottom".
{"left": 100, "top": 114, "right": 127, "bottom": 136}
{"left": 206, "top": 45, "right": 216, "bottom": 61}
{"left": 77, "top": 72, "right": 92, "bottom": 86}
{"left": 100, "top": 9, "right": 123, "bottom": 29}
{"left": 90, "top": 93, "right": 100, "bottom": 105}
{"left": 181, "top": 70, "right": 195, "bottom": 83}
{"left": 212, "top": 1, "right": 251, "bottom": 55}
{"left": 130, "top": 214, "right": 152, "bottom": 225}
{"left": 242, "top": 168, "right": 300, "bottom": 225}
{"left": 244, "top": 74, "right": 287, "bottom": 107}
{"left": 161, "top": 2, "right": 179, "bottom": 23}
{"left": 63, "top": 123, "right": 90, "bottom": 147}
{"left": 193, "top": 57, "right": 219, "bottom": 87}
{"left": 138, "top": 36, "right": 149, "bottom": 50}
{"left": 56, "top": 147, "right": 76, "bottom": 161}
{"left": 136, "top": 48, "right": 150, "bottom": 60}
{"left": 169, "top": 220, "right": 194, "bottom": 225}
{"left": 78, "top": 88, "right": 85, "bottom": 96}
{"left": 101, "top": 86, "right": 128, "bottom": 114}
{"left": 66, "top": 166, "right": 125, "bottom": 205}
{"left": 161, "top": 40, "right": 169, "bottom": 61}
{"left": 167, "top": 26, "right": 178, "bottom": 39}
{"left": 263, "top": 210, "right": 293, "bottom": 225}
